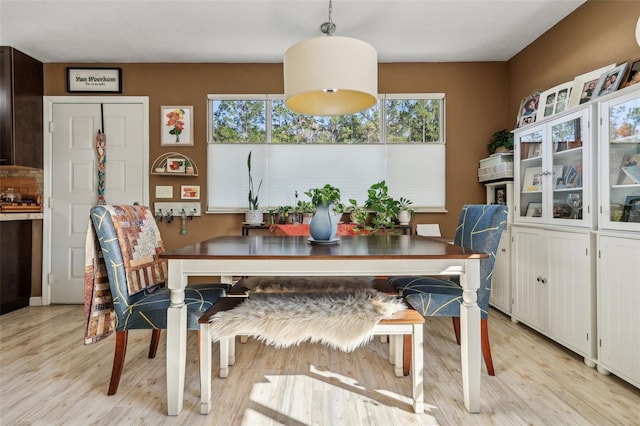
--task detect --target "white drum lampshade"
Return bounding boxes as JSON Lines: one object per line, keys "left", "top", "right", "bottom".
{"left": 284, "top": 36, "right": 378, "bottom": 116}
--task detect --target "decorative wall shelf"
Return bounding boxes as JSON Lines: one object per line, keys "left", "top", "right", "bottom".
{"left": 151, "top": 152, "right": 198, "bottom": 176}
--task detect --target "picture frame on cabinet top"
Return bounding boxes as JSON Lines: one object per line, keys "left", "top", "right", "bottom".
{"left": 516, "top": 91, "right": 541, "bottom": 128}
{"left": 567, "top": 63, "right": 616, "bottom": 109}
{"left": 622, "top": 59, "right": 640, "bottom": 88}
{"left": 592, "top": 63, "right": 628, "bottom": 99}
{"left": 536, "top": 82, "right": 572, "bottom": 122}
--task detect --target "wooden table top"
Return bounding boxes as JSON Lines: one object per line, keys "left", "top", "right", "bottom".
{"left": 161, "top": 235, "right": 486, "bottom": 260}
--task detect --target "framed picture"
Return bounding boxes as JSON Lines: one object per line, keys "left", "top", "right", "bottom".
{"left": 536, "top": 81, "right": 573, "bottom": 122}
{"left": 527, "top": 142, "right": 542, "bottom": 159}
{"left": 166, "top": 158, "right": 186, "bottom": 173}
{"left": 622, "top": 196, "right": 640, "bottom": 223}
{"left": 526, "top": 202, "right": 543, "bottom": 217}
{"left": 553, "top": 203, "right": 572, "bottom": 218}
{"left": 161, "top": 106, "right": 194, "bottom": 146}
{"left": 592, "top": 63, "right": 628, "bottom": 99}
{"left": 516, "top": 91, "right": 541, "bottom": 128}
{"left": 180, "top": 185, "right": 200, "bottom": 200}
{"left": 522, "top": 167, "right": 542, "bottom": 192}
{"left": 567, "top": 63, "right": 616, "bottom": 109}
{"left": 66, "top": 67, "right": 122, "bottom": 93}
{"left": 622, "top": 59, "right": 640, "bottom": 88}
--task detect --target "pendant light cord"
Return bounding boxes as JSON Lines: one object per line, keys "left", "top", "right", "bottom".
{"left": 320, "top": 0, "right": 336, "bottom": 36}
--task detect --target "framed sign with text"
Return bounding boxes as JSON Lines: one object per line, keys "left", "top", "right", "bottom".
{"left": 66, "top": 67, "right": 122, "bottom": 93}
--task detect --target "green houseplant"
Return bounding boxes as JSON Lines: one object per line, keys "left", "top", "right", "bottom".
{"left": 245, "top": 151, "right": 263, "bottom": 224}
{"left": 397, "top": 197, "right": 415, "bottom": 225}
{"left": 487, "top": 129, "right": 514, "bottom": 154}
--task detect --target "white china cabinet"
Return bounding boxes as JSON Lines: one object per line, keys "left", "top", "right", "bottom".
{"left": 596, "top": 86, "right": 640, "bottom": 387}
{"left": 511, "top": 105, "right": 596, "bottom": 366}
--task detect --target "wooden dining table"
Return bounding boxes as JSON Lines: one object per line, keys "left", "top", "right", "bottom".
{"left": 160, "top": 234, "right": 487, "bottom": 416}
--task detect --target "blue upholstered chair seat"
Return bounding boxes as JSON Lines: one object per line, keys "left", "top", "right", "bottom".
{"left": 388, "top": 204, "right": 508, "bottom": 376}
{"left": 114, "top": 284, "right": 226, "bottom": 331}
{"left": 390, "top": 275, "right": 490, "bottom": 319}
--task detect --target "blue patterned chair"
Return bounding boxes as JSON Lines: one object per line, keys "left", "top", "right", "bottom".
{"left": 88, "top": 205, "right": 228, "bottom": 395}
{"left": 389, "top": 204, "right": 507, "bottom": 375}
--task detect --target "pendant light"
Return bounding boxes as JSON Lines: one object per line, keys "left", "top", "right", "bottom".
{"left": 283, "top": 0, "right": 378, "bottom": 116}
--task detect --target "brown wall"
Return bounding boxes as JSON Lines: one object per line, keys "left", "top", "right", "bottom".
{"left": 44, "top": 62, "right": 509, "bottom": 248}
{"left": 42, "top": 0, "right": 640, "bottom": 250}
{"left": 508, "top": 0, "right": 640, "bottom": 119}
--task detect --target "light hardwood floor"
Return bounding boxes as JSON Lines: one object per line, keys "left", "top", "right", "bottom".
{"left": 0, "top": 305, "right": 638, "bottom": 425}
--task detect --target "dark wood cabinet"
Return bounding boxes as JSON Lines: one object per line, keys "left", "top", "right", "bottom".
{"left": 0, "top": 46, "right": 43, "bottom": 168}
{"left": 0, "top": 220, "right": 32, "bottom": 314}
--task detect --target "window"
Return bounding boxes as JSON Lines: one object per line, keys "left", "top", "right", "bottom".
{"left": 207, "top": 94, "right": 445, "bottom": 212}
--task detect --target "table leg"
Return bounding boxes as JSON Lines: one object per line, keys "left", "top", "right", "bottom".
{"left": 412, "top": 322, "right": 424, "bottom": 413}
{"left": 166, "top": 261, "right": 187, "bottom": 416}
{"left": 460, "top": 258, "right": 481, "bottom": 413}
{"left": 200, "top": 324, "right": 212, "bottom": 414}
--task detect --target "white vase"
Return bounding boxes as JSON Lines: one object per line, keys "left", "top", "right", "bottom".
{"left": 245, "top": 209, "right": 263, "bottom": 224}
{"left": 398, "top": 210, "right": 411, "bottom": 226}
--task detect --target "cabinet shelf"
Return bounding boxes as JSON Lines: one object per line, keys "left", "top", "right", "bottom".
{"left": 151, "top": 152, "right": 198, "bottom": 176}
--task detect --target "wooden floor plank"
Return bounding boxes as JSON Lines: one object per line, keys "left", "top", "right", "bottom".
{"left": 0, "top": 305, "right": 638, "bottom": 425}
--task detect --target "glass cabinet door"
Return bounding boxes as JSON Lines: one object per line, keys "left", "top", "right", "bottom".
{"left": 516, "top": 126, "right": 544, "bottom": 221}
{"left": 600, "top": 89, "right": 640, "bottom": 231}
{"left": 549, "top": 112, "right": 588, "bottom": 225}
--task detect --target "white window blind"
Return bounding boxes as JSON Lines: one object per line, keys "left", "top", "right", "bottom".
{"left": 207, "top": 94, "right": 446, "bottom": 212}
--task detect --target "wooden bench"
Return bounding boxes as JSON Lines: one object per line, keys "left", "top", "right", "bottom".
{"left": 198, "top": 295, "right": 425, "bottom": 414}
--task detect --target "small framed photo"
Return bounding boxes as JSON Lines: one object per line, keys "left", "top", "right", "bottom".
{"left": 567, "top": 63, "right": 616, "bottom": 108}
{"left": 516, "top": 91, "right": 541, "bottom": 128}
{"left": 180, "top": 185, "right": 200, "bottom": 200}
{"left": 536, "top": 81, "right": 573, "bottom": 122}
{"left": 67, "top": 67, "right": 122, "bottom": 93}
{"left": 622, "top": 59, "right": 640, "bottom": 88}
{"left": 592, "top": 63, "right": 628, "bottom": 99}
{"left": 622, "top": 196, "right": 640, "bottom": 223}
{"left": 166, "top": 158, "right": 186, "bottom": 173}
{"left": 526, "top": 202, "right": 543, "bottom": 217}
{"left": 161, "top": 106, "right": 193, "bottom": 146}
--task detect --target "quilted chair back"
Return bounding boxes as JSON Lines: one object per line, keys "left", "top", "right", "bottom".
{"left": 90, "top": 205, "right": 168, "bottom": 331}
{"left": 452, "top": 204, "right": 508, "bottom": 317}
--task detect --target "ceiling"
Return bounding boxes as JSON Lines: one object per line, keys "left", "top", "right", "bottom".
{"left": 0, "top": 0, "right": 586, "bottom": 64}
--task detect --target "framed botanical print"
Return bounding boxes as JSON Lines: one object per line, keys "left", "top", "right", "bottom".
{"left": 161, "top": 106, "right": 194, "bottom": 146}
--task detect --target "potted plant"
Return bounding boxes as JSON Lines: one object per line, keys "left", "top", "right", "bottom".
{"left": 397, "top": 197, "right": 415, "bottom": 225}
{"left": 364, "top": 180, "right": 401, "bottom": 233}
{"left": 245, "top": 151, "right": 263, "bottom": 224}
{"left": 304, "top": 184, "right": 341, "bottom": 241}
{"left": 276, "top": 205, "right": 291, "bottom": 224}
{"left": 295, "top": 200, "right": 315, "bottom": 224}
{"left": 487, "top": 129, "right": 514, "bottom": 154}
{"left": 347, "top": 199, "right": 369, "bottom": 227}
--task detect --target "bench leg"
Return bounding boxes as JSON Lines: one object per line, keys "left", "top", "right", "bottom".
{"left": 220, "top": 337, "right": 230, "bottom": 378}
{"left": 199, "top": 325, "right": 212, "bottom": 415}
{"left": 411, "top": 323, "right": 424, "bottom": 413}
{"left": 388, "top": 335, "right": 395, "bottom": 364}
{"left": 392, "top": 335, "right": 403, "bottom": 377}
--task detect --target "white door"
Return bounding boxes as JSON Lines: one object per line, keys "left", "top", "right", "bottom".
{"left": 45, "top": 98, "right": 148, "bottom": 304}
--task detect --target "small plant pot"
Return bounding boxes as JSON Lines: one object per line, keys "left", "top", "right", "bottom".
{"left": 398, "top": 210, "right": 411, "bottom": 226}
{"left": 245, "top": 210, "right": 263, "bottom": 224}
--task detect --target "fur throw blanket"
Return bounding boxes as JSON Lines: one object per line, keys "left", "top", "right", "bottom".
{"left": 208, "top": 291, "right": 407, "bottom": 352}
{"left": 241, "top": 276, "right": 374, "bottom": 293}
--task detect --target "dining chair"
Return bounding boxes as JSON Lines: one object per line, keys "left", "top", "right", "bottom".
{"left": 87, "top": 204, "right": 228, "bottom": 395}
{"left": 389, "top": 204, "right": 508, "bottom": 375}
